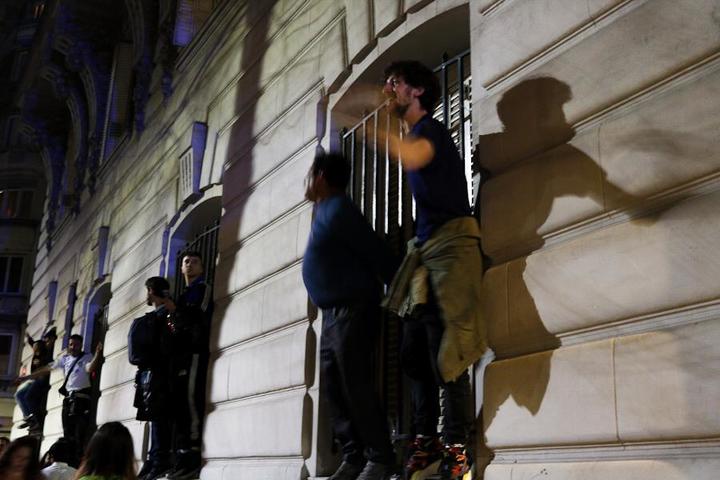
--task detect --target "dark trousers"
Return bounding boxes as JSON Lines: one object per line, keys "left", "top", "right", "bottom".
{"left": 320, "top": 304, "right": 394, "bottom": 466}
{"left": 149, "top": 418, "right": 172, "bottom": 465}
{"left": 62, "top": 391, "right": 92, "bottom": 461}
{"left": 15, "top": 376, "right": 49, "bottom": 417}
{"left": 401, "top": 304, "right": 472, "bottom": 445}
{"left": 173, "top": 352, "right": 208, "bottom": 454}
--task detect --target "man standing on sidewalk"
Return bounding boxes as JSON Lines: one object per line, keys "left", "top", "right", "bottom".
{"left": 380, "top": 60, "right": 489, "bottom": 480}
{"left": 302, "top": 151, "right": 398, "bottom": 480}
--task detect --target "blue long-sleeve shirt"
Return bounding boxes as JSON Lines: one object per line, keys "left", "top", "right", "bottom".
{"left": 302, "top": 194, "right": 398, "bottom": 308}
{"left": 408, "top": 114, "right": 471, "bottom": 243}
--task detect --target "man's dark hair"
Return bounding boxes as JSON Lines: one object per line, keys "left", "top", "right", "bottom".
{"left": 384, "top": 60, "right": 440, "bottom": 112}
{"left": 182, "top": 251, "right": 203, "bottom": 263}
{"left": 145, "top": 276, "right": 171, "bottom": 298}
{"left": 310, "top": 152, "right": 350, "bottom": 190}
{"left": 69, "top": 334, "right": 83, "bottom": 343}
{"left": 47, "top": 437, "right": 74, "bottom": 464}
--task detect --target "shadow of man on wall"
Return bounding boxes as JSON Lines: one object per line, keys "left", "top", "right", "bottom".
{"left": 476, "top": 77, "right": 650, "bottom": 442}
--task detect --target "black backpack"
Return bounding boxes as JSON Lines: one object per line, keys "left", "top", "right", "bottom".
{"left": 128, "top": 314, "right": 154, "bottom": 366}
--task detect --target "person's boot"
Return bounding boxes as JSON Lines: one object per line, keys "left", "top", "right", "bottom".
{"left": 146, "top": 463, "right": 172, "bottom": 480}
{"left": 328, "top": 460, "right": 364, "bottom": 480}
{"left": 356, "top": 461, "right": 391, "bottom": 480}
{"left": 137, "top": 460, "right": 154, "bottom": 480}
{"left": 168, "top": 450, "right": 202, "bottom": 480}
{"left": 404, "top": 435, "right": 443, "bottom": 480}
{"left": 438, "top": 444, "right": 471, "bottom": 480}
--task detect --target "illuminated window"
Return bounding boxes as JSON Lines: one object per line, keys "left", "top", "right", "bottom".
{"left": 0, "top": 257, "right": 23, "bottom": 293}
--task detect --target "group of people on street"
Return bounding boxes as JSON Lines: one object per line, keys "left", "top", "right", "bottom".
{"left": 0, "top": 422, "right": 139, "bottom": 480}
{"left": 302, "top": 60, "right": 488, "bottom": 480}
{"left": 129, "top": 251, "right": 213, "bottom": 480}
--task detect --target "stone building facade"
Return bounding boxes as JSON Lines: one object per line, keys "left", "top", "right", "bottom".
{"left": 5, "top": 0, "right": 720, "bottom": 478}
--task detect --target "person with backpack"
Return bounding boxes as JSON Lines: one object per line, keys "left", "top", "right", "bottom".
{"left": 130, "top": 276, "right": 175, "bottom": 480}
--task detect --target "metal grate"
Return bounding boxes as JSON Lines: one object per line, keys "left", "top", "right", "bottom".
{"left": 340, "top": 50, "right": 472, "bottom": 440}
{"left": 173, "top": 221, "right": 220, "bottom": 298}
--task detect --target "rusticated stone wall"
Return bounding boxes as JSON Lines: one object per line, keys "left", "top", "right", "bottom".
{"left": 475, "top": 0, "right": 720, "bottom": 478}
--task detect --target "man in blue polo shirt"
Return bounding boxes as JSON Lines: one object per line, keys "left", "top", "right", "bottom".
{"left": 302, "top": 152, "right": 398, "bottom": 480}
{"left": 381, "top": 60, "right": 488, "bottom": 480}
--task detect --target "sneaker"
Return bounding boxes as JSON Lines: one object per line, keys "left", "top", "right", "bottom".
{"left": 404, "top": 436, "right": 443, "bottom": 480}
{"left": 357, "top": 460, "right": 391, "bottom": 480}
{"left": 329, "top": 460, "right": 364, "bottom": 480}
{"left": 438, "top": 444, "right": 470, "bottom": 480}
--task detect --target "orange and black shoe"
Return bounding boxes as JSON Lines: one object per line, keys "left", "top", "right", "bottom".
{"left": 439, "top": 444, "right": 471, "bottom": 480}
{"left": 404, "top": 435, "right": 444, "bottom": 480}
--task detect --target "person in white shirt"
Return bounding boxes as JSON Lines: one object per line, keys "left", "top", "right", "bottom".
{"left": 41, "top": 437, "right": 77, "bottom": 480}
{"left": 30, "top": 334, "right": 103, "bottom": 464}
